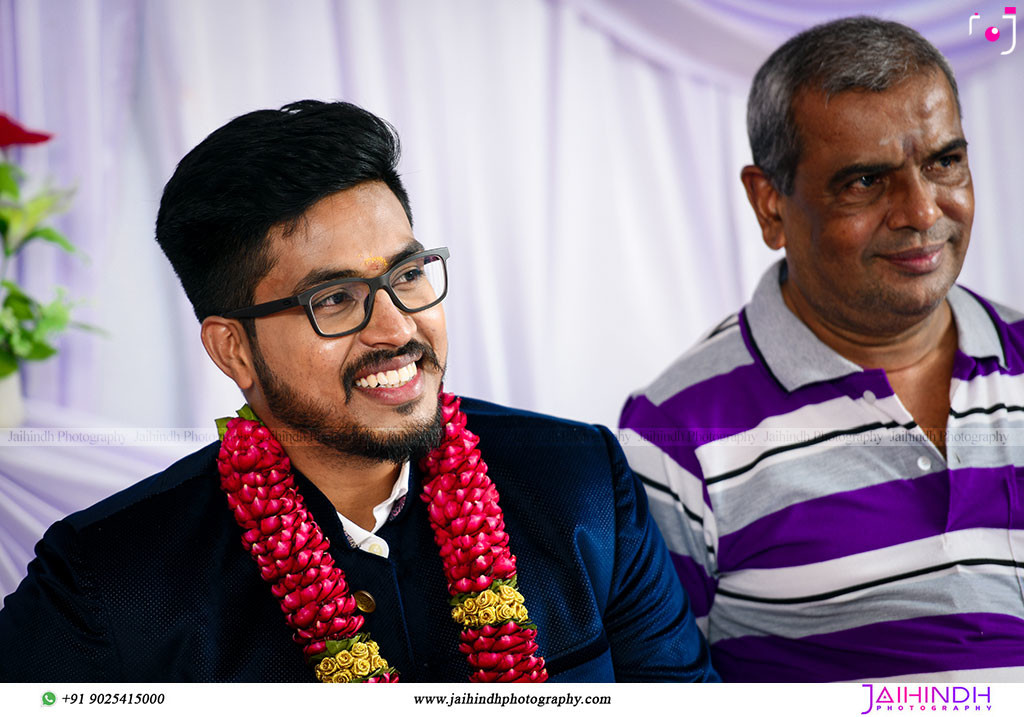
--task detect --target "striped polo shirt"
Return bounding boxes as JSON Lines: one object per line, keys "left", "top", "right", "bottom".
{"left": 619, "top": 260, "right": 1024, "bottom": 682}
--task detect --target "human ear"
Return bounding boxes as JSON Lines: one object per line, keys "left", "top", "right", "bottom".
{"left": 740, "top": 165, "right": 787, "bottom": 251}
{"left": 200, "top": 316, "right": 257, "bottom": 391}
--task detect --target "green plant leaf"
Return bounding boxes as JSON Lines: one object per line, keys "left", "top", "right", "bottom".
{"left": 2, "top": 187, "right": 72, "bottom": 252}
{"left": 23, "top": 338, "right": 56, "bottom": 361}
{"left": 3, "top": 290, "right": 33, "bottom": 321}
{"left": 1, "top": 279, "right": 28, "bottom": 296}
{"left": 237, "top": 404, "right": 259, "bottom": 422}
{"left": 0, "top": 305, "right": 18, "bottom": 334}
{"left": 23, "top": 226, "right": 75, "bottom": 254}
{"left": 215, "top": 416, "right": 231, "bottom": 441}
{"left": 0, "top": 204, "right": 17, "bottom": 257}
{"left": 0, "top": 348, "right": 17, "bottom": 378}
{"left": 9, "top": 329, "right": 32, "bottom": 357}
{"left": 68, "top": 319, "right": 108, "bottom": 336}
{"left": 0, "top": 163, "right": 20, "bottom": 199}
{"left": 35, "top": 293, "right": 71, "bottom": 337}
{"left": 0, "top": 280, "right": 34, "bottom": 308}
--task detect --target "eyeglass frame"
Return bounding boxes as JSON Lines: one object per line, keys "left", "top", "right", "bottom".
{"left": 222, "top": 246, "right": 450, "bottom": 338}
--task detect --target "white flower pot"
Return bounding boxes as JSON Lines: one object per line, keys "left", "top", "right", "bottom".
{"left": 0, "top": 369, "right": 26, "bottom": 427}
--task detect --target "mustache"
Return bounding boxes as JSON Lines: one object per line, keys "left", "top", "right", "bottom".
{"left": 341, "top": 340, "right": 444, "bottom": 402}
{"left": 874, "top": 227, "right": 964, "bottom": 255}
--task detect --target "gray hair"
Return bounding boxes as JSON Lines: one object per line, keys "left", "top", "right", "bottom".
{"left": 748, "top": 16, "right": 960, "bottom": 195}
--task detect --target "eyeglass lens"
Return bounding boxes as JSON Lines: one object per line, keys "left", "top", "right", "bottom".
{"left": 308, "top": 252, "right": 447, "bottom": 335}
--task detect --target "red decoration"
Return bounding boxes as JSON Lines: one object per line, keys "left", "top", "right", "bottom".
{"left": 0, "top": 114, "right": 51, "bottom": 148}
{"left": 216, "top": 393, "right": 546, "bottom": 682}
{"left": 217, "top": 417, "right": 372, "bottom": 663}
{"left": 420, "top": 393, "right": 548, "bottom": 682}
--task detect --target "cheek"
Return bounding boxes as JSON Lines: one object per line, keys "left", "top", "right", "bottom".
{"left": 940, "top": 185, "right": 975, "bottom": 226}
{"left": 314, "top": 336, "right": 359, "bottom": 373}
{"left": 256, "top": 323, "right": 302, "bottom": 366}
{"left": 420, "top": 307, "right": 448, "bottom": 358}
{"left": 808, "top": 220, "right": 876, "bottom": 264}
{"left": 274, "top": 331, "right": 352, "bottom": 384}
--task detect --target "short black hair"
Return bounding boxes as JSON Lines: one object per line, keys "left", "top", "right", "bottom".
{"left": 747, "top": 16, "right": 960, "bottom": 195}
{"left": 156, "top": 100, "right": 412, "bottom": 322}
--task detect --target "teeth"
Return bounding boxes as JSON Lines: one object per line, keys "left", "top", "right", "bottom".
{"left": 355, "top": 362, "right": 418, "bottom": 389}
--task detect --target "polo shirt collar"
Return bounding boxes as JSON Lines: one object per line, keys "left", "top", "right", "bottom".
{"left": 946, "top": 283, "right": 1007, "bottom": 366}
{"left": 745, "top": 259, "right": 1007, "bottom": 393}
{"left": 745, "top": 260, "right": 861, "bottom": 392}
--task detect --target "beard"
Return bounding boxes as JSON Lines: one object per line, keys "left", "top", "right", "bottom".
{"left": 249, "top": 335, "right": 445, "bottom": 464}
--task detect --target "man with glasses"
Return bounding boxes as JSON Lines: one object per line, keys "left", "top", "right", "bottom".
{"left": 0, "top": 101, "right": 715, "bottom": 682}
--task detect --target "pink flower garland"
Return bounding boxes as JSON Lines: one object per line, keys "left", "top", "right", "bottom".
{"left": 217, "top": 408, "right": 398, "bottom": 682}
{"left": 419, "top": 393, "right": 547, "bottom": 682}
{"left": 215, "top": 394, "right": 546, "bottom": 682}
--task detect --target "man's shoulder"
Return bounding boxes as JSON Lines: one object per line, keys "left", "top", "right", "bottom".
{"left": 456, "top": 396, "right": 621, "bottom": 479}
{"left": 62, "top": 441, "right": 222, "bottom": 534}
{"left": 961, "top": 287, "right": 1024, "bottom": 330}
{"left": 624, "top": 310, "right": 756, "bottom": 412}
{"left": 952, "top": 285, "right": 1024, "bottom": 367}
{"left": 459, "top": 395, "right": 609, "bottom": 442}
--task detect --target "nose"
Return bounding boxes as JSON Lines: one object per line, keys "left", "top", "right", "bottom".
{"left": 358, "top": 288, "right": 416, "bottom": 347}
{"left": 886, "top": 172, "right": 942, "bottom": 233}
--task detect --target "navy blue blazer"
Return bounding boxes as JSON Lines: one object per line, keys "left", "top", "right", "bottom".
{"left": 0, "top": 398, "right": 716, "bottom": 682}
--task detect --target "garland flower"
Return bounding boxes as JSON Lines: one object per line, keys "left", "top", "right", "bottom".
{"left": 419, "top": 393, "right": 547, "bottom": 682}
{"left": 215, "top": 393, "right": 546, "bottom": 683}
{"left": 216, "top": 406, "right": 397, "bottom": 683}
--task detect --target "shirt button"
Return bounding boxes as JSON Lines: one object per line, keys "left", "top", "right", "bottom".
{"left": 353, "top": 590, "right": 376, "bottom": 613}
{"left": 917, "top": 455, "right": 932, "bottom": 472}
{"left": 862, "top": 390, "right": 876, "bottom": 403}
{"left": 368, "top": 542, "right": 384, "bottom": 556}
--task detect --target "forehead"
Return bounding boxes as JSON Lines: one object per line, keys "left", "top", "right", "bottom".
{"left": 257, "top": 181, "right": 415, "bottom": 297}
{"left": 791, "top": 70, "right": 963, "bottom": 170}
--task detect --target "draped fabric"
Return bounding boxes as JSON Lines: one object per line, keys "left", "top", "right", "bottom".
{"left": 1, "top": 0, "right": 1022, "bottom": 598}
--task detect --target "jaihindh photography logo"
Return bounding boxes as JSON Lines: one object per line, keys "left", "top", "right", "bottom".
{"left": 860, "top": 684, "right": 993, "bottom": 713}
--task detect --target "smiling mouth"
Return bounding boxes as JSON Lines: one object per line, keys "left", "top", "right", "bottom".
{"left": 354, "top": 362, "right": 419, "bottom": 389}
{"left": 876, "top": 243, "right": 948, "bottom": 275}
{"left": 881, "top": 244, "right": 944, "bottom": 260}
{"left": 342, "top": 341, "right": 443, "bottom": 404}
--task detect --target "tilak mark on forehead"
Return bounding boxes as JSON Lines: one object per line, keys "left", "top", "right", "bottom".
{"left": 364, "top": 256, "right": 388, "bottom": 272}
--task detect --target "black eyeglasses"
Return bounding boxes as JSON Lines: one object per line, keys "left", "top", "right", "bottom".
{"left": 223, "top": 247, "right": 449, "bottom": 338}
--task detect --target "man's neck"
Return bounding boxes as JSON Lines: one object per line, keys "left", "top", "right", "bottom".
{"left": 271, "top": 437, "right": 402, "bottom": 531}
{"left": 781, "top": 279, "right": 958, "bottom": 456}
{"left": 780, "top": 280, "right": 955, "bottom": 373}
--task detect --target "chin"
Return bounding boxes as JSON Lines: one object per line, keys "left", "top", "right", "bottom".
{"left": 862, "top": 286, "right": 948, "bottom": 327}
{"left": 396, "top": 389, "right": 438, "bottom": 417}
{"left": 908, "top": 274, "right": 959, "bottom": 312}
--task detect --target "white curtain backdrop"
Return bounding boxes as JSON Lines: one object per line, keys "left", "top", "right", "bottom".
{"left": 1, "top": 0, "right": 1022, "bottom": 596}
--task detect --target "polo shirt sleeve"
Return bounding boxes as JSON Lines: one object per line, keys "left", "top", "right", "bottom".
{"left": 597, "top": 425, "right": 718, "bottom": 682}
{"left": 618, "top": 396, "right": 720, "bottom": 634}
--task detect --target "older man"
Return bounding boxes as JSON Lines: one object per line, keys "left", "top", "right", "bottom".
{"left": 0, "top": 101, "right": 715, "bottom": 682}
{"left": 620, "top": 17, "right": 1024, "bottom": 682}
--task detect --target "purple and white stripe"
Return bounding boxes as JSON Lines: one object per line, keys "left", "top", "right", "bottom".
{"left": 620, "top": 263, "right": 1024, "bottom": 682}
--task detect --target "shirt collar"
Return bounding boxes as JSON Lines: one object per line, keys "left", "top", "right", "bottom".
{"left": 946, "top": 284, "right": 1007, "bottom": 366}
{"left": 335, "top": 461, "right": 410, "bottom": 556}
{"left": 745, "top": 259, "right": 1007, "bottom": 393}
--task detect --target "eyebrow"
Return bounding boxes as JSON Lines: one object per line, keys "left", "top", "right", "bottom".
{"left": 827, "top": 137, "right": 969, "bottom": 191}
{"left": 291, "top": 240, "right": 424, "bottom": 294}
{"left": 924, "top": 138, "right": 968, "bottom": 165}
